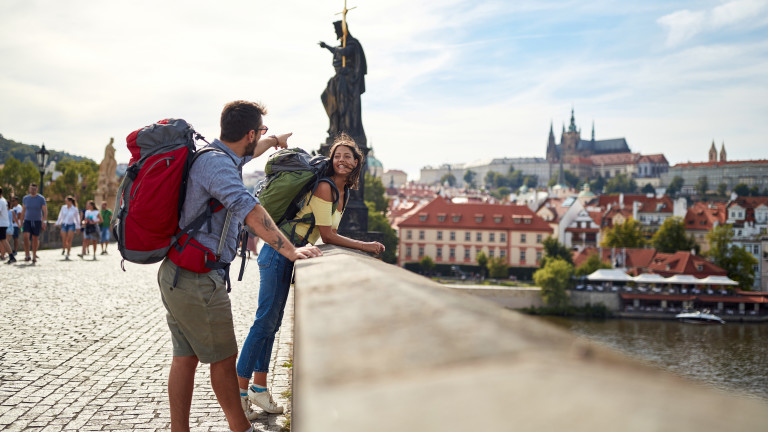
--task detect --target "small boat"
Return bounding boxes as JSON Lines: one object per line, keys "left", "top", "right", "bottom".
{"left": 675, "top": 310, "right": 726, "bottom": 324}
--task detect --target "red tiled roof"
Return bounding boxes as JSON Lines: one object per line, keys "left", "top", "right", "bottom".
{"left": 589, "top": 153, "right": 640, "bottom": 165}
{"left": 685, "top": 202, "right": 727, "bottom": 231}
{"left": 637, "top": 154, "right": 668, "bottom": 164}
{"left": 646, "top": 251, "right": 727, "bottom": 278}
{"left": 399, "top": 196, "right": 553, "bottom": 232}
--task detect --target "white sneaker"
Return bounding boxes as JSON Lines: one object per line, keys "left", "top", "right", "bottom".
{"left": 240, "top": 396, "right": 259, "bottom": 420}
{"left": 248, "top": 388, "right": 284, "bottom": 414}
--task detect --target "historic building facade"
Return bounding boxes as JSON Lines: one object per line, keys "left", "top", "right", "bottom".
{"left": 397, "top": 196, "right": 553, "bottom": 269}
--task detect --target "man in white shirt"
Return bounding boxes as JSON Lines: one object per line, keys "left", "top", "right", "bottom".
{"left": 9, "top": 196, "right": 22, "bottom": 258}
{"left": 0, "top": 187, "right": 11, "bottom": 261}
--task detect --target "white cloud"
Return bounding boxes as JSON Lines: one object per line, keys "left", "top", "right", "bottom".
{"left": 658, "top": 0, "right": 768, "bottom": 47}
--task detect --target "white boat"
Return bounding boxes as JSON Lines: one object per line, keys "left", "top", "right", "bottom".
{"left": 675, "top": 310, "right": 726, "bottom": 324}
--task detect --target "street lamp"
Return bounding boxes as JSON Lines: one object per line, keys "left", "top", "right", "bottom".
{"left": 35, "top": 143, "right": 50, "bottom": 194}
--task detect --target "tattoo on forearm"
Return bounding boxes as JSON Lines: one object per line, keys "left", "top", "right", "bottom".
{"left": 270, "top": 236, "right": 285, "bottom": 251}
{"left": 262, "top": 215, "right": 276, "bottom": 231}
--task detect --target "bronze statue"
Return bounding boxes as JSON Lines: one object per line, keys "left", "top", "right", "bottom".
{"left": 319, "top": 20, "right": 367, "bottom": 142}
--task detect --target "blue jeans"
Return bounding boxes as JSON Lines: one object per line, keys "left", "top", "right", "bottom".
{"left": 237, "top": 244, "right": 294, "bottom": 378}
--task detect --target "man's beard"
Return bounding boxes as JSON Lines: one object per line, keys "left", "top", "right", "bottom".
{"left": 245, "top": 137, "right": 258, "bottom": 156}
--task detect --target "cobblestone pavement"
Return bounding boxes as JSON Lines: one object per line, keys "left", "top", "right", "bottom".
{"left": 0, "top": 248, "right": 293, "bottom": 431}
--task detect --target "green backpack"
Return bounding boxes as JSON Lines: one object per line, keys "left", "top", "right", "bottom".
{"left": 255, "top": 147, "right": 348, "bottom": 245}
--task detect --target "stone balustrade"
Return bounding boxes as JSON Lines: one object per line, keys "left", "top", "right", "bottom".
{"left": 292, "top": 245, "right": 768, "bottom": 432}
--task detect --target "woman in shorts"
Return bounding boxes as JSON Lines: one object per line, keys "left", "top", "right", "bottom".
{"left": 79, "top": 200, "right": 102, "bottom": 260}
{"left": 55, "top": 196, "right": 80, "bottom": 260}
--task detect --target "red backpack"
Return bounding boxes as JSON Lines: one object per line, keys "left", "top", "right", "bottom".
{"left": 112, "top": 119, "right": 235, "bottom": 284}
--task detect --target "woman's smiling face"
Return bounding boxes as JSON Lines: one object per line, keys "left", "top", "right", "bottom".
{"left": 332, "top": 145, "right": 358, "bottom": 176}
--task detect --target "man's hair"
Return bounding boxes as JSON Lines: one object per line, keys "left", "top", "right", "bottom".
{"left": 30, "top": 183, "right": 37, "bottom": 188}
{"left": 220, "top": 100, "right": 268, "bottom": 143}
{"left": 328, "top": 132, "right": 363, "bottom": 190}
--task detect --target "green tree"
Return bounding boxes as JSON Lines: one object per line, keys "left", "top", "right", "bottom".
{"left": 364, "top": 172, "right": 388, "bottom": 212}
{"left": 717, "top": 183, "right": 728, "bottom": 197}
{"left": 534, "top": 258, "right": 573, "bottom": 308}
{"left": 696, "top": 176, "right": 709, "bottom": 196}
{"left": 652, "top": 217, "right": 698, "bottom": 253}
{"left": 541, "top": 236, "right": 572, "bottom": 267}
{"left": 0, "top": 157, "right": 39, "bottom": 198}
{"left": 604, "top": 173, "right": 638, "bottom": 194}
{"left": 589, "top": 175, "right": 606, "bottom": 194}
{"left": 641, "top": 183, "right": 655, "bottom": 194}
{"left": 366, "top": 202, "right": 398, "bottom": 264}
{"left": 440, "top": 172, "right": 456, "bottom": 187}
{"left": 667, "top": 176, "right": 684, "bottom": 196}
{"left": 463, "top": 170, "right": 476, "bottom": 188}
{"left": 487, "top": 256, "right": 509, "bottom": 278}
{"left": 749, "top": 185, "right": 760, "bottom": 196}
{"left": 476, "top": 250, "right": 489, "bottom": 277}
{"left": 601, "top": 218, "right": 646, "bottom": 248}
{"left": 574, "top": 252, "right": 611, "bottom": 277}
{"left": 706, "top": 224, "right": 758, "bottom": 290}
{"left": 733, "top": 183, "right": 750, "bottom": 197}
{"left": 419, "top": 255, "right": 435, "bottom": 274}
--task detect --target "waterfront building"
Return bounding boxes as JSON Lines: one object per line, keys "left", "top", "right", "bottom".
{"left": 725, "top": 197, "right": 768, "bottom": 291}
{"left": 683, "top": 201, "right": 727, "bottom": 253}
{"left": 397, "top": 196, "right": 552, "bottom": 269}
{"left": 660, "top": 142, "right": 768, "bottom": 194}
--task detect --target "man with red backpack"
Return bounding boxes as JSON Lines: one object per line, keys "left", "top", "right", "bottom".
{"left": 156, "top": 100, "right": 321, "bottom": 432}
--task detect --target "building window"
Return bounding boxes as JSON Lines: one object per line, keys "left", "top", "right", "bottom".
{"left": 419, "top": 231, "right": 425, "bottom": 240}
{"left": 406, "top": 246, "right": 412, "bottom": 257}
{"left": 475, "top": 215, "right": 484, "bottom": 223}
{"left": 436, "top": 247, "right": 443, "bottom": 258}
{"left": 437, "top": 215, "right": 446, "bottom": 222}
{"left": 494, "top": 216, "right": 502, "bottom": 223}
{"left": 500, "top": 249, "right": 506, "bottom": 258}
{"left": 418, "top": 247, "right": 424, "bottom": 257}
{"left": 521, "top": 234, "right": 526, "bottom": 243}
{"left": 500, "top": 233, "right": 506, "bottom": 242}
{"left": 489, "top": 233, "right": 495, "bottom": 242}
{"left": 520, "top": 251, "right": 526, "bottom": 263}
{"left": 536, "top": 251, "right": 542, "bottom": 261}
{"left": 464, "top": 248, "right": 470, "bottom": 260}
{"left": 419, "top": 214, "right": 427, "bottom": 222}
{"left": 536, "top": 234, "right": 542, "bottom": 243}
{"left": 465, "top": 232, "right": 471, "bottom": 241}
{"left": 452, "top": 215, "right": 461, "bottom": 222}
{"left": 476, "top": 232, "right": 482, "bottom": 242}
{"left": 406, "top": 230, "right": 412, "bottom": 240}
{"left": 449, "top": 247, "right": 455, "bottom": 259}
{"left": 489, "top": 249, "right": 495, "bottom": 258}
{"left": 450, "top": 231, "right": 456, "bottom": 241}
{"left": 437, "top": 231, "right": 443, "bottom": 241}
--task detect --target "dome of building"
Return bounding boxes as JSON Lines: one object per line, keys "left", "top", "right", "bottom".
{"left": 578, "top": 183, "right": 595, "bottom": 198}
{"left": 367, "top": 147, "right": 384, "bottom": 177}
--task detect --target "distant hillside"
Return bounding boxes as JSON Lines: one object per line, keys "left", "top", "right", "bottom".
{"left": 0, "top": 133, "right": 93, "bottom": 165}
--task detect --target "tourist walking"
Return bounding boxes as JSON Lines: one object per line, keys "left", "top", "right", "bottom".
{"left": 0, "top": 187, "right": 12, "bottom": 261}
{"left": 8, "top": 196, "right": 22, "bottom": 260}
{"left": 55, "top": 196, "right": 80, "bottom": 260}
{"left": 155, "top": 100, "right": 321, "bottom": 432}
{"left": 20, "top": 183, "right": 47, "bottom": 264}
{"left": 99, "top": 201, "right": 112, "bottom": 255}
{"left": 236, "top": 133, "right": 384, "bottom": 416}
{"left": 79, "top": 200, "right": 101, "bottom": 260}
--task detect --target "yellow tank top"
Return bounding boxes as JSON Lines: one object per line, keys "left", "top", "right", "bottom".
{"left": 290, "top": 192, "right": 344, "bottom": 245}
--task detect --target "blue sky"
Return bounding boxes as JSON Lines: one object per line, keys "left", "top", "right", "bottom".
{"left": 1, "top": 0, "right": 767, "bottom": 181}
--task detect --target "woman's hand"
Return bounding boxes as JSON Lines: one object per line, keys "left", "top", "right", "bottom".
{"left": 363, "top": 241, "right": 385, "bottom": 255}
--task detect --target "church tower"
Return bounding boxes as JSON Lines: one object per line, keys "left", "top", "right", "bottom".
{"left": 708, "top": 140, "right": 717, "bottom": 162}
{"left": 546, "top": 121, "right": 558, "bottom": 162}
{"left": 720, "top": 142, "right": 727, "bottom": 162}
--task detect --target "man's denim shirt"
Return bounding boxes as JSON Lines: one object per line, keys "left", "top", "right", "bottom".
{"left": 179, "top": 139, "right": 259, "bottom": 265}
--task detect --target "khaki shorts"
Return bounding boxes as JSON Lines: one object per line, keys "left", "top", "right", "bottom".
{"left": 157, "top": 259, "right": 237, "bottom": 363}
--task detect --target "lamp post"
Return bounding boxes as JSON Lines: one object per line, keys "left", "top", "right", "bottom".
{"left": 35, "top": 143, "right": 50, "bottom": 194}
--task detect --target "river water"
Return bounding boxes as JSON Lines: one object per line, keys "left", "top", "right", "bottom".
{"left": 538, "top": 317, "right": 768, "bottom": 401}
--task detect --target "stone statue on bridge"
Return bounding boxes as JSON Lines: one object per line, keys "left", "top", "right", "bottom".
{"left": 94, "top": 137, "right": 119, "bottom": 210}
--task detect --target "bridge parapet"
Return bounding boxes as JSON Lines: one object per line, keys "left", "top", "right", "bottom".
{"left": 293, "top": 246, "right": 768, "bottom": 432}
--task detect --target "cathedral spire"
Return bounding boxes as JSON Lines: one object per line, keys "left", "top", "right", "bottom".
{"left": 568, "top": 107, "right": 577, "bottom": 133}
{"left": 708, "top": 140, "right": 717, "bottom": 162}
{"left": 720, "top": 142, "right": 727, "bottom": 162}
{"left": 591, "top": 120, "right": 595, "bottom": 141}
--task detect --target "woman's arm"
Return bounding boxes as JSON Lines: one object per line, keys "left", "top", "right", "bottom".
{"left": 313, "top": 182, "right": 384, "bottom": 255}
